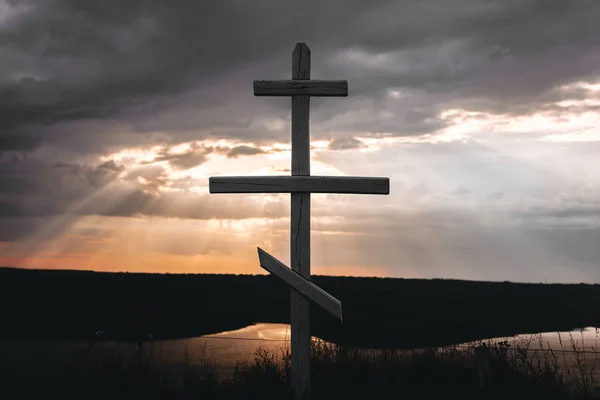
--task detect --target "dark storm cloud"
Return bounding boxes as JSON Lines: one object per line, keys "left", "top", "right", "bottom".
{"left": 1, "top": 0, "right": 598, "bottom": 153}
{"left": 0, "top": 130, "right": 42, "bottom": 152}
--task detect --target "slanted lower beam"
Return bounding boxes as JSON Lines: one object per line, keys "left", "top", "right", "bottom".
{"left": 209, "top": 176, "right": 390, "bottom": 194}
{"left": 257, "top": 248, "right": 342, "bottom": 321}
{"left": 254, "top": 80, "right": 348, "bottom": 97}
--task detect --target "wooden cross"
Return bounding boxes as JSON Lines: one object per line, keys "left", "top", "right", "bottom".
{"left": 209, "top": 43, "right": 389, "bottom": 400}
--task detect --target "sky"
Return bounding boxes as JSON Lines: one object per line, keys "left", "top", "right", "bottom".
{"left": 0, "top": 0, "right": 599, "bottom": 283}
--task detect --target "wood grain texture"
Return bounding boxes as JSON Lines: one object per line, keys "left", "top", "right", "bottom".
{"left": 208, "top": 176, "right": 390, "bottom": 194}
{"left": 292, "top": 97, "right": 310, "bottom": 175}
{"left": 253, "top": 80, "right": 348, "bottom": 97}
{"left": 257, "top": 248, "right": 342, "bottom": 320}
{"left": 293, "top": 43, "right": 310, "bottom": 80}
{"left": 291, "top": 42, "right": 312, "bottom": 400}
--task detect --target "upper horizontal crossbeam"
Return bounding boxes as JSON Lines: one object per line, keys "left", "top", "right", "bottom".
{"left": 253, "top": 80, "right": 348, "bottom": 97}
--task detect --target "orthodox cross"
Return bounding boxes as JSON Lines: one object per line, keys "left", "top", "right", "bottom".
{"left": 209, "top": 43, "right": 389, "bottom": 400}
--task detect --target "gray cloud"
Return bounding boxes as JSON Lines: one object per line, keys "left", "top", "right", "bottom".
{"left": 454, "top": 186, "right": 471, "bottom": 196}
{"left": 0, "top": 156, "right": 125, "bottom": 217}
{"left": 0, "top": 135, "right": 291, "bottom": 227}
{"left": 327, "top": 136, "right": 365, "bottom": 151}
{"left": 148, "top": 143, "right": 213, "bottom": 170}
{"left": 226, "top": 145, "right": 266, "bottom": 158}
{"left": 0, "top": 217, "right": 45, "bottom": 241}
{"left": 0, "top": 149, "right": 289, "bottom": 240}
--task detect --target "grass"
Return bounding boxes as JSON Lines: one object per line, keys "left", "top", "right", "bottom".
{"left": 3, "top": 330, "right": 600, "bottom": 399}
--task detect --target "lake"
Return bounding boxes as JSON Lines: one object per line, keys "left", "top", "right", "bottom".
{"left": 2, "top": 324, "right": 600, "bottom": 379}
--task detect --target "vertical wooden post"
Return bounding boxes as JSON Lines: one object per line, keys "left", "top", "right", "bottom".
{"left": 290, "top": 42, "right": 311, "bottom": 400}
{"left": 211, "top": 41, "right": 387, "bottom": 400}
{"left": 211, "top": 41, "right": 388, "bottom": 400}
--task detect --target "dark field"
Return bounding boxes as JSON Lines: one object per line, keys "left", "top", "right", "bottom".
{"left": 1, "top": 267, "right": 599, "bottom": 348}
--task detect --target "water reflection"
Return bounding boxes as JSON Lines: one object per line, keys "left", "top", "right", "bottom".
{"left": 165, "top": 324, "right": 600, "bottom": 376}
{"left": 175, "top": 324, "right": 292, "bottom": 374}
{"left": 2, "top": 324, "right": 599, "bottom": 378}
{"left": 480, "top": 326, "right": 600, "bottom": 351}
{"left": 459, "top": 326, "right": 600, "bottom": 381}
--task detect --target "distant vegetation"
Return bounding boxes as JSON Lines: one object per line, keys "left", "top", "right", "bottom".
{"left": 1, "top": 267, "right": 600, "bottom": 348}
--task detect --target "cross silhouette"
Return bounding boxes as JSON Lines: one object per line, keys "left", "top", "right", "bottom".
{"left": 209, "top": 43, "right": 389, "bottom": 400}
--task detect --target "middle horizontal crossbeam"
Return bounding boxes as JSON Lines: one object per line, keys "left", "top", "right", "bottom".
{"left": 209, "top": 176, "right": 390, "bottom": 194}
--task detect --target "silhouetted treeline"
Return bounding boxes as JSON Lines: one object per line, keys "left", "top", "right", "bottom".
{"left": 1, "top": 267, "right": 599, "bottom": 348}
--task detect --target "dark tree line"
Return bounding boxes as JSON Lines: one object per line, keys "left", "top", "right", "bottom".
{"left": 1, "top": 267, "right": 599, "bottom": 348}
